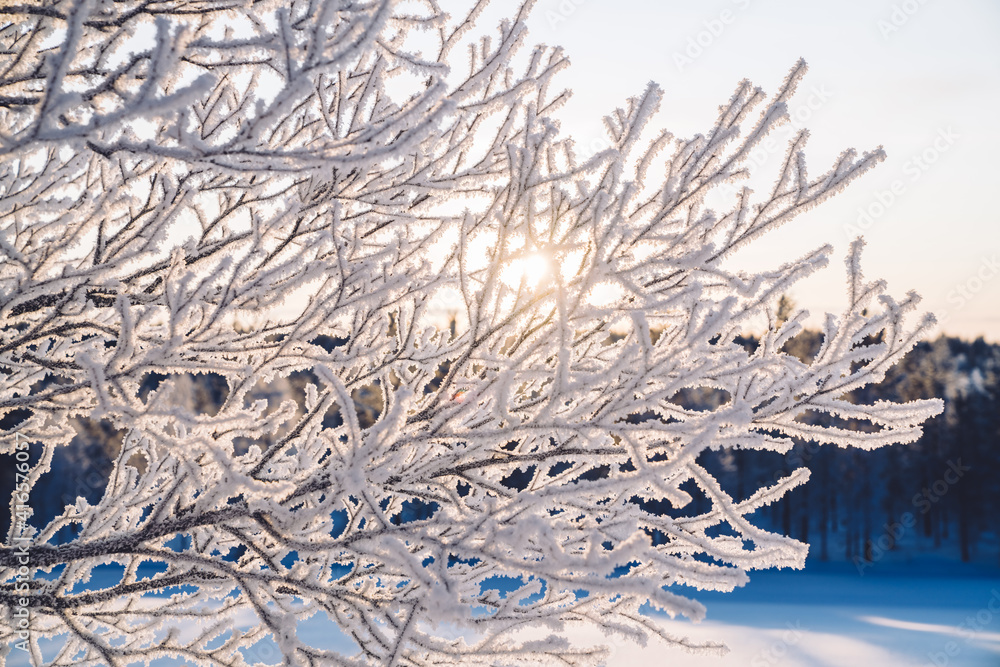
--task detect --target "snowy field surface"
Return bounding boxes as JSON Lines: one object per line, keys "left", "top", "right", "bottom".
{"left": 7, "top": 561, "right": 999, "bottom": 666}
{"left": 595, "top": 561, "right": 1000, "bottom": 667}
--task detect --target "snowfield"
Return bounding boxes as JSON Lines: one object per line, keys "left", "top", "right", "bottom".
{"left": 8, "top": 560, "right": 999, "bottom": 666}
{"left": 601, "top": 561, "right": 1000, "bottom": 666}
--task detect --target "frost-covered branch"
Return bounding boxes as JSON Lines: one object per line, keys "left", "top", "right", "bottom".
{"left": 0, "top": 1, "right": 941, "bottom": 665}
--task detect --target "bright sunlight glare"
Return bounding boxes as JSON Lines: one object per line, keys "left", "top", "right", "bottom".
{"left": 502, "top": 251, "right": 551, "bottom": 290}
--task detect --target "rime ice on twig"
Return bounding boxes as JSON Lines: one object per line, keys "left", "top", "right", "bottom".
{"left": 0, "top": 1, "right": 940, "bottom": 665}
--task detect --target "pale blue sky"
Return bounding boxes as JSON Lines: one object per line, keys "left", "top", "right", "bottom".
{"left": 503, "top": 0, "right": 1000, "bottom": 341}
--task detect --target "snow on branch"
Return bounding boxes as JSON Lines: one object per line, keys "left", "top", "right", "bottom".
{"left": 0, "top": 1, "right": 941, "bottom": 665}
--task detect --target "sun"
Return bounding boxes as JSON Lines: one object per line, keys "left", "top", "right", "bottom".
{"left": 502, "top": 251, "right": 552, "bottom": 290}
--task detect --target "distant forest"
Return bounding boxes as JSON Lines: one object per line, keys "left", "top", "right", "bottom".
{"left": 709, "top": 331, "right": 1000, "bottom": 569}
{"left": 3, "top": 331, "right": 998, "bottom": 570}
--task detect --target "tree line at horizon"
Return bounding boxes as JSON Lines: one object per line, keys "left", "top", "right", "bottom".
{"left": 4, "top": 329, "right": 997, "bottom": 570}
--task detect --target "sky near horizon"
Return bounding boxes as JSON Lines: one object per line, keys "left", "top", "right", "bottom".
{"left": 495, "top": 0, "right": 1000, "bottom": 342}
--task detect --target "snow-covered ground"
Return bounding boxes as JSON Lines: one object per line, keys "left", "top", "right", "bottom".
{"left": 592, "top": 560, "right": 1000, "bottom": 666}
{"left": 8, "top": 560, "right": 1000, "bottom": 666}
